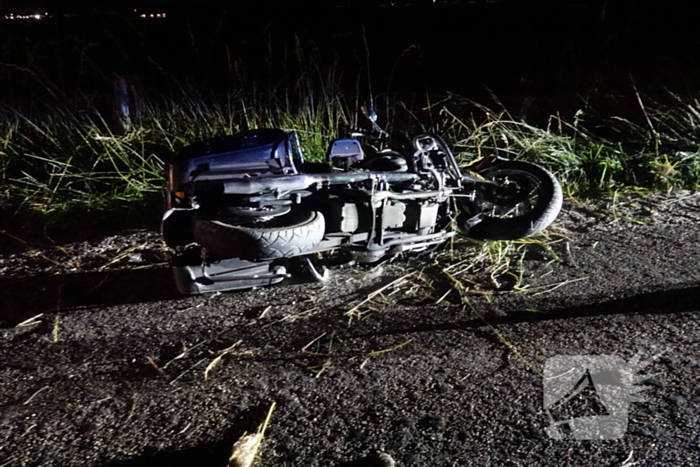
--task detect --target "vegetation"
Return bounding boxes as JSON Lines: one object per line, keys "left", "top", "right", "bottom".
{"left": 0, "top": 84, "right": 349, "bottom": 230}
{"left": 443, "top": 96, "right": 700, "bottom": 196}
{"left": 1, "top": 13, "right": 699, "bottom": 233}
{"left": 3, "top": 85, "right": 700, "bottom": 232}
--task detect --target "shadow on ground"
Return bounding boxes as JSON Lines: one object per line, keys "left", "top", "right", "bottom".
{"left": 0, "top": 267, "right": 181, "bottom": 327}
{"left": 346, "top": 285, "right": 700, "bottom": 342}
{"left": 104, "top": 404, "right": 272, "bottom": 467}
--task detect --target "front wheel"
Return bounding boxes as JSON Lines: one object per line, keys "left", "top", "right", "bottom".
{"left": 460, "top": 162, "right": 563, "bottom": 240}
{"left": 193, "top": 209, "right": 325, "bottom": 260}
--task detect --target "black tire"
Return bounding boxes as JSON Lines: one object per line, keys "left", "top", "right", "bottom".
{"left": 463, "top": 162, "right": 563, "bottom": 240}
{"left": 193, "top": 209, "right": 325, "bottom": 260}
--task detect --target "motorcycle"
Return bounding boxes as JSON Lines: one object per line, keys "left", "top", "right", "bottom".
{"left": 161, "top": 108, "right": 562, "bottom": 295}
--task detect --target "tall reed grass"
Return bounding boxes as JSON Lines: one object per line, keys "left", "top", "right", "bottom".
{"left": 0, "top": 22, "right": 354, "bottom": 230}
{"left": 439, "top": 95, "right": 700, "bottom": 196}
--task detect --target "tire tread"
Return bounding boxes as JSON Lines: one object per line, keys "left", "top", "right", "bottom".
{"left": 193, "top": 210, "right": 325, "bottom": 259}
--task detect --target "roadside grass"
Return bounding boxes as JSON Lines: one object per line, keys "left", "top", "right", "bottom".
{"left": 440, "top": 97, "right": 700, "bottom": 196}
{"left": 0, "top": 22, "right": 352, "bottom": 232}
{"left": 0, "top": 83, "right": 350, "bottom": 234}
{"left": 2, "top": 19, "right": 699, "bottom": 232}
{"left": 5, "top": 88, "right": 700, "bottom": 226}
{"left": 3, "top": 87, "right": 700, "bottom": 235}
{"left": 2, "top": 26, "right": 700, "bottom": 233}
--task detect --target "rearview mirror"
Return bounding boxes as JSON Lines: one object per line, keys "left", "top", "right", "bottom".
{"left": 361, "top": 105, "right": 377, "bottom": 122}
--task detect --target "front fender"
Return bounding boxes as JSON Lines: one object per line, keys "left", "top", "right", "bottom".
{"left": 464, "top": 154, "right": 510, "bottom": 172}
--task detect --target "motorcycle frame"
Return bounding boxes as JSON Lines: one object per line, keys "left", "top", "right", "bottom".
{"left": 162, "top": 128, "right": 505, "bottom": 294}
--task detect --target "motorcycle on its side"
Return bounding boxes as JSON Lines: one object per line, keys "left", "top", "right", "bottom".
{"left": 161, "top": 108, "right": 562, "bottom": 294}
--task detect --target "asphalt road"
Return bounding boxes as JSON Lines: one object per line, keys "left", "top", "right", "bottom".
{"left": 1, "top": 193, "right": 699, "bottom": 466}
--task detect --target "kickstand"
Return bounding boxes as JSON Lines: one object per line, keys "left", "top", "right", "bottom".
{"left": 299, "top": 257, "right": 329, "bottom": 282}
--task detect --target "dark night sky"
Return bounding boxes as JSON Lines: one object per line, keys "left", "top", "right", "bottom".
{"left": 0, "top": 0, "right": 624, "bottom": 14}
{"left": 1, "top": 0, "right": 692, "bottom": 124}
{"left": 0, "top": 0, "right": 686, "bottom": 14}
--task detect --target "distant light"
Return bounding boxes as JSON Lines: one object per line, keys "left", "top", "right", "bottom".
{"left": 137, "top": 12, "right": 166, "bottom": 20}
{"left": 3, "top": 13, "right": 50, "bottom": 20}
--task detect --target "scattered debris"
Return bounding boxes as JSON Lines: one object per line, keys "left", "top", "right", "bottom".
{"left": 618, "top": 450, "right": 639, "bottom": 467}
{"left": 169, "top": 358, "right": 207, "bottom": 385}
{"left": 145, "top": 356, "right": 166, "bottom": 376}
{"left": 204, "top": 340, "right": 244, "bottom": 380}
{"left": 530, "top": 276, "right": 589, "bottom": 296}
{"left": 365, "top": 339, "right": 413, "bottom": 357}
{"left": 377, "top": 452, "right": 396, "bottom": 467}
{"left": 23, "top": 386, "right": 49, "bottom": 406}
{"left": 228, "top": 402, "right": 276, "bottom": 467}
{"left": 258, "top": 305, "right": 272, "bottom": 319}
{"left": 346, "top": 271, "right": 416, "bottom": 321}
{"left": 15, "top": 313, "right": 43, "bottom": 327}
{"left": 163, "top": 340, "right": 207, "bottom": 369}
{"left": 0, "top": 230, "right": 167, "bottom": 276}
{"left": 52, "top": 313, "right": 60, "bottom": 343}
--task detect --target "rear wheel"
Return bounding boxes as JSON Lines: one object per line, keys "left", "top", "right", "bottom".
{"left": 461, "top": 162, "right": 562, "bottom": 240}
{"left": 193, "top": 209, "right": 325, "bottom": 260}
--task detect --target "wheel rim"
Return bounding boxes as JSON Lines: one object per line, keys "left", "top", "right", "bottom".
{"left": 223, "top": 205, "right": 291, "bottom": 219}
{"left": 480, "top": 170, "right": 543, "bottom": 220}
{"left": 213, "top": 208, "right": 313, "bottom": 230}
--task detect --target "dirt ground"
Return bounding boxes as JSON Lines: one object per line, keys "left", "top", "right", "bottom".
{"left": 1, "top": 191, "right": 699, "bottom": 466}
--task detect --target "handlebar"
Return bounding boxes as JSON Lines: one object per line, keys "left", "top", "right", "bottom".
{"left": 343, "top": 125, "right": 390, "bottom": 143}
{"left": 342, "top": 105, "right": 391, "bottom": 142}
